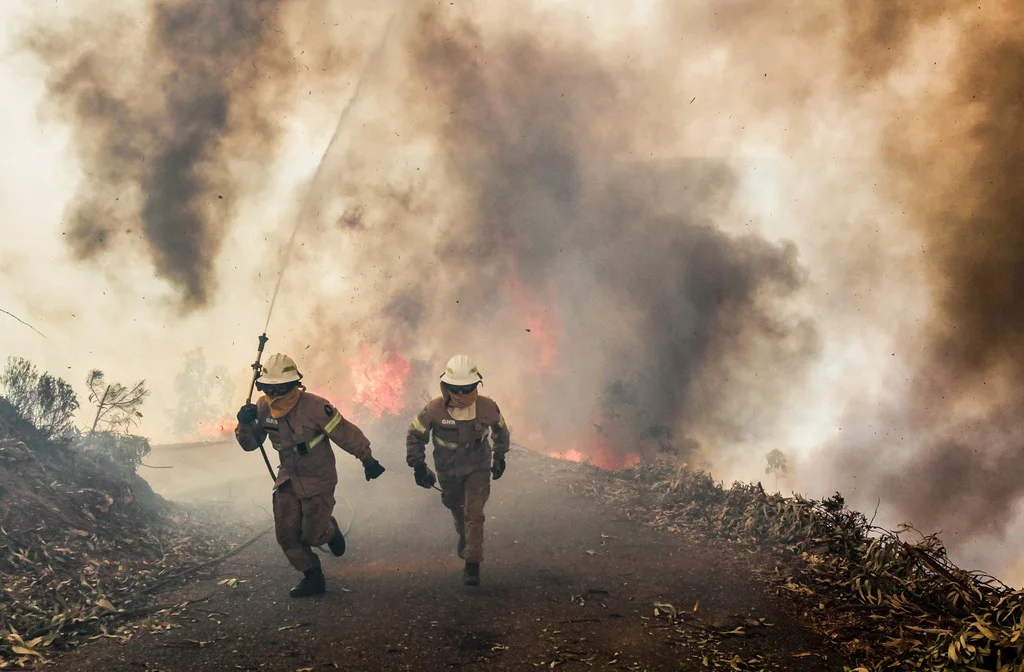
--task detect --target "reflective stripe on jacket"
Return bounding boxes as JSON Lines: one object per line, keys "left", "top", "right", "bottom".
{"left": 406, "top": 396, "right": 510, "bottom": 477}
{"left": 235, "top": 390, "right": 372, "bottom": 497}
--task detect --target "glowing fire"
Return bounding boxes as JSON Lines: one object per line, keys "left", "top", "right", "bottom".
{"left": 550, "top": 447, "right": 588, "bottom": 463}
{"left": 543, "top": 411, "right": 645, "bottom": 471}
{"left": 195, "top": 418, "right": 234, "bottom": 441}
{"left": 548, "top": 434, "right": 642, "bottom": 472}
{"left": 504, "top": 267, "right": 562, "bottom": 371}
{"left": 349, "top": 343, "right": 411, "bottom": 418}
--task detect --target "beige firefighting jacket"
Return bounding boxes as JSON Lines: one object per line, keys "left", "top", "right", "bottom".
{"left": 406, "top": 396, "right": 510, "bottom": 478}
{"left": 235, "top": 390, "right": 373, "bottom": 498}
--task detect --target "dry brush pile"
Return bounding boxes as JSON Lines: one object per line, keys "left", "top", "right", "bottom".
{"left": 598, "top": 460, "right": 1024, "bottom": 672}
{"left": 0, "top": 398, "right": 239, "bottom": 668}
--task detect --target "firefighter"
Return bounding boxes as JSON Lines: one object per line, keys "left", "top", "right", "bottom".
{"left": 235, "top": 353, "right": 385, "bottom": 598}
{"left": 406, "top": 354, "right": 510, "bottom": 586}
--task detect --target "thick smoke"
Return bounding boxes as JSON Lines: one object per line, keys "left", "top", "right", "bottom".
{"left": 654, "top": 0, "right": 1024, "bottom": 545}
{"left": 295, "top": 0, "right": 1024, "bottom": 549}
{"left": 826, "top": 1, "right": 1024, "bottom": 538}
{"left": 292, "top": 5, "right": 819, "bottom": 464}
{"left": 22, "top": 0, "right": 1024, "bottom": 564}
{"left": 24, "top": 0, "right": 352, "bottom": 308}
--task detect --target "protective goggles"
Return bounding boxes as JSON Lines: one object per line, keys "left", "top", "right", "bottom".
{"left": 444, "top": 382, "right": 479, "bottom": 395}
{"left": 256, "top": 381, "right": 298, "bottom": 397}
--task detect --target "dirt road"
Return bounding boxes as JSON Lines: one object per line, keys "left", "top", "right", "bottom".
{"left": 47, "top": 449, "right": 852, "bottom": 671}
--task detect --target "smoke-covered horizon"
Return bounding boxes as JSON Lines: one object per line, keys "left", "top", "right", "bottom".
{"left": 5, "top": 0, "right": 1024, "bottom": 577}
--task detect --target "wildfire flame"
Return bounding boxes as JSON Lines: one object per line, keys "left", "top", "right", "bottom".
{"left": 505, "top": 267, "right": 562, "bottom": 371}
{"left": 548, "top": 444, "right": 641, "bottom": 471}
{"left": 549, "top": 447, "right": 588, "bottom": 463}
{"left": 350, "top": 343, "right": 411, "bottom": 418}
{"left": 548, "top": 425, "right": 642, "bottom": 472}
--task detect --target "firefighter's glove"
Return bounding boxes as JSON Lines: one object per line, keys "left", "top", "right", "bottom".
{"left": 413, "top": 463, "right": 437, "bottom": 489}
{"left": 236, "top": 403, "right": 259, "bottom": 424}
{"left": 362, "top": 457, "right": 385, "bottom": 481}
{"left": 491, "top": 456, "right": 506, "bottom": 480}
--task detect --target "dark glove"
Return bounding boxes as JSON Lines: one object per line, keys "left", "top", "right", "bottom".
{"left": 236, "top": 403, "right": 258, "bottom": 424}
{"left": 362, "top": 457, "right": 385, "bottom": 481}
{"left": 491, "top": 456, "right": 506, "bottom": 480}
{"left": 413, "top": 463, "right": 437, "bottom": 489}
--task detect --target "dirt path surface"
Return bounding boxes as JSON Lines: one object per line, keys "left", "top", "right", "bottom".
{"left": 47, "top": 451, "right": 852, "bottom": 671}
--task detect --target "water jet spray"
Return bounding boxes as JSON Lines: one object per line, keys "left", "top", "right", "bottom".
{"left": 240, "top": 12, "right": 398, "bottom": 481}
{"left": 1, "top": 308, "right": 47, "bottom": 340}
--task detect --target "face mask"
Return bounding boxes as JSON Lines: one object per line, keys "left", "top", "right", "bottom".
{"left": 265, "top": 386, "right": 302, "bottom": 418}
{"left": 448, "top": 388, "right": 478, "bottom": 409}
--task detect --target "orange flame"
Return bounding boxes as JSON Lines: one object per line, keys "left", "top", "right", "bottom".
{"left": 548, "top": 428, "right": 642, "bottom": 471}
{"left": 548, "top": 445, "right": 641, "bottom": 471}
{"left": 549, "top": 447, "right": 588, "bottom": 463}
{"left": 349, "top": 343, "right": 411, "bottom": 418}
{"left": 505, "top": 267, "right": 562, "bottom": 371}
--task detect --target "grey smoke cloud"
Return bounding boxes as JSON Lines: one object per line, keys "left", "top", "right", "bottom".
{"left": 20, "top": 0, "right": 1024, "bottom": 560}
{"left": 826, "top": 1, "right": 1024, "bottom": 537}
{"left": 23, "top": 0, "right": 353, "bottom": 308}
{"left": 289, "top": 5, "right": 819, "bottom": 465}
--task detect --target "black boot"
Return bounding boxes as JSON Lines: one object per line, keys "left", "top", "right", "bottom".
{"left": 289, "top": 567, "right": 326, "bottom": 598}
{"left": 463, "top": 561, "right": 480, "bottom": 586}
{"left": 456, "top": 534, "right": 466, "bottom": 560}
{"left": 328, "top": 517, "right": 346, "bottom": 557}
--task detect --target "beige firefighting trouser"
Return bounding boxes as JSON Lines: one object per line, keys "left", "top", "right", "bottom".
{"left": 273, "top": 481, "right": 336, "bottom": 572}
{"left": 439, "top": 468, "right": 491, "bottom": 563}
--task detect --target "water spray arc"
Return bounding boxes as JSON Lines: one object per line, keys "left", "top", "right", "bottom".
{"left": 240, "top": 13, "right": 399, "bottom": 482}
{"left": 1, "top": 308, "right": 47, "bottom": 339}
{"left": 260, "top": 14, "right": 398, "bottom": 336}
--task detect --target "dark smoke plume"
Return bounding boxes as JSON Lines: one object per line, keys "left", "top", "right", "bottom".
{"left": 25, "top": 1, "right": 349, "bottom": 308}
{"left": 297, "top": 6, "right": 819, "bottom": 462}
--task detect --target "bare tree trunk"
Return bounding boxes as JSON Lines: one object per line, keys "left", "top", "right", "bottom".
{"left": 90, "top": 385, "right": 110, "bottom": 434}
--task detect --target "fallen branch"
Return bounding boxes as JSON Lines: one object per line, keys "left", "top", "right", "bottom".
{"left": 903, "top": 543, "right": 972, "bottom": 593}
{"left": 139, "top": 526, "right": 272, "bottom": 595}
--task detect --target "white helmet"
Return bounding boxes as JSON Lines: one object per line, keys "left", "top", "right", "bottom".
{"left": 257, "top": 353, "right": 302, "bottom": 385}
{"left": 439, "top": 354, "right": 483, "bottom": 386}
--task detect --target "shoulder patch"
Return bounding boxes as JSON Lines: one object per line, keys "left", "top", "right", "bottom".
{"left": 324, "top": 403, "right": 335, "bottom": 416}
